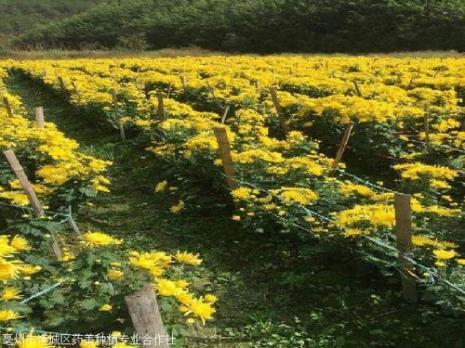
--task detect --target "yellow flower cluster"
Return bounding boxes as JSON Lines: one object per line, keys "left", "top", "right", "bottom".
{"left": 0, "top": 234, "right": 40, "bottom": 323}
{"left": 0, "top": 66, "right": 112, "bottom": 206}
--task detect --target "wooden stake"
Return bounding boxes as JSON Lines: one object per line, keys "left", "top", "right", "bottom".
{"left": 167, "top": 83, "right": 172, "bottom": 99}
{"left": 424, "top": 114, "right": 430, "bottom": 143}
{"left": 112, "top": 92, "right": 126, "bottom": 141}
{"left": 71, "top": 81, "right": 81, "bottom": 102}
{"left": 34, "top": 107, "right": 45, "bottom": 128}
{"left": 68, "top": 205, "right": 81, "bottom": 236}
{"left": 3, "top": 150, "right": 44, "bottom": 217}
{"left": 270, "top": 87, "right": 282, "bottom": 114}
{"left": 157, "top": 92, "right": 165, "bottom": 121}
{"left": 221, "top": 106, "right": 230, "bottom": 124}
{"left": 394, "top": 193, "right": 417, "bottom": 304}
{"left": 125, "top": 284, "right": 169, "bottom": 348}
{"left": 353, "top": 80, "right": 362, "bottom": 97}
{"left": 51, "top": 235, "right": 63, "bottom": 261}
{"left": 407, "top": 78, "right": 415, "bottom": 90}
{"left": 333, "top": 123, "right": 354, "bottom": 168}
{"left": 213, "top": 127, "right": 238, "bottom": 191}
{"left": 119, "top": 121, "right": 126, "bottom": 142}
{"left": 3, "top": 97, "right": 13, "bottom": 117}
{"left": 58, "top": 77, "right": 67, "bottom": 93}
{"left": 181, "top": 75, "right": 188, "bottom": 93}
{"left": 3, "top": 150, "right": 62, "bottom": 260}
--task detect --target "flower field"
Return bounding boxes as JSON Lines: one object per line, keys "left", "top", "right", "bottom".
{"left": 0, "top": 55, "right": 464, "bottom": 346}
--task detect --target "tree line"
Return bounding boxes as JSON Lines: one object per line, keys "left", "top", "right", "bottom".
{"left": 14, "top": 0, "right": 465, "bottom": 52}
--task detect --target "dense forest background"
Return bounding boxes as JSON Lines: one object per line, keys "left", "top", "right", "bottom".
{"left": 0, "top": 0, "right": 108, "bottom": 46}
{"left": 2, "top": 0, "right": 465, "bottom": 53}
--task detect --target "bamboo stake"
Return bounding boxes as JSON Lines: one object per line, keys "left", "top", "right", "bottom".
{"left": 394, "top": 193, "right": 417, "bottom": 304}
{"left": 3, "top": 150, "right": 44, "bottom": 217}
{"left": 157, "top": 92, "right": 165, "bottom": 121}
{"left": 125, "top": 284, "right": 169, "bottom": 348}
{"left": 333, "top": 123, "right": 354, "bottom": 168}
{"left": 2, "top": 96, "right": 13, "bottom": 117}
{"left": 34, "top": 107, "right": 45, "bottom": 128}
{"left": 213, "top": 127, "right": 238, "bottom": 192}
{"left": 221, "top": 106, "right": 230, "bottom": 124}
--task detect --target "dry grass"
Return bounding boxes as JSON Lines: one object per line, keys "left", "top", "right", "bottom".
{"left": 1, "top": 47, "right": 462, "bottom": 60}
{"left": 0, "top": 47, "right": 225, "bottom": 60}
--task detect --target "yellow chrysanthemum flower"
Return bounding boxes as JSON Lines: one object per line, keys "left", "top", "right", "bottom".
{"left": 10, "top": 235, "right": 31, "bottom": 251}
{"left": 433, "top": 249, "right": 456, "bottom": 260}
{"left": 82, "top": 231, "right": 123, "bottom": 247}
{"left": 98, "top": 304, "right": 112, "bottom": 312}
{"left": 175, "top": 251, "right": 202, "bottom": 266}
{"left": 0, "top": 309, "right": 21, "bottom": 321}
{"left": 1, "top": 287, "right": 22, "bottom": 300}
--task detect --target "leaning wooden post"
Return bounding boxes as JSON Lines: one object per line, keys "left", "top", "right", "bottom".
{"left": 34, "top": 107, "right": 45, "bottom": 128}
{"left": 333, "top": 123, "right": 354, "bottom": 168}
{"left": 394, "top": 193, "right": 417, "bottom": 304}
{"left": 157, "top": 92, "right": 165, "bottom": 121}
{"left": 3, "top": 97, "right": 13, "bottom": 117}
{"left": 213, "top": 127, "right": 238, "bottom": 192}
{"left": 3, "top": 150, "right": 44, "bottom": 217}
{"left": 424, "top": 114, "right": 430, "bottom": 144}
{"left": 125, "top": 284, "right": 169, "bottom": 348}
{"left": 270, "top": 88, "right": 282, "bottom": 114}
{"left": 4, "top": 151, "right": 62, "bottom": 260}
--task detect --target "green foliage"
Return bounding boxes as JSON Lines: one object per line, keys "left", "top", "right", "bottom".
{"left": 0, "top": 0, "right": 108, "bottom": 47}
{"left": 9, "top": 0, "right": 465, "bottom": 52}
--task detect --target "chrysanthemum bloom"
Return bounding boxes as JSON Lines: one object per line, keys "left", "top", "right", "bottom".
{"left": 175, "top": 251, "right": 203, "bottom": 266}
{"left": 0, "top": 309, "right": 21, "bottom": 321}
{"left": 1, "top": 287, "right": 22, "bottom": 300}
{"left": 82, "top": 231, "right": 123, "bottom": 247}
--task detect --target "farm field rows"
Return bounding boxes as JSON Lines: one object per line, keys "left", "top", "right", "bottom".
{"left": 0, "top": 55, "right": 464, "bottom": 347}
